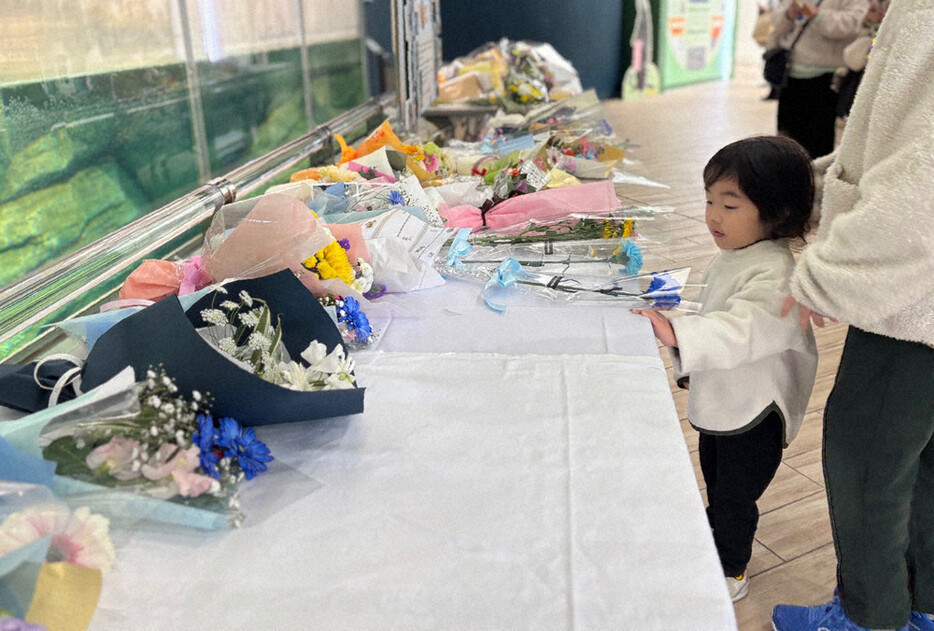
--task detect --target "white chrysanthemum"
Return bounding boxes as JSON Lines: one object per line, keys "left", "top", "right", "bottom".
{"left": 350, "top": 258, "right": 375, "bottom": 293}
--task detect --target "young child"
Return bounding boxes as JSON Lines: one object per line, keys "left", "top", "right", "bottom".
{"left": 633, "top": 136, "right": 818, "bottom": 602}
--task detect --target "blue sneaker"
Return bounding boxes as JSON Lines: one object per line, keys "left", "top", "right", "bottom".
{"left": 910, "top": 611, "right": 934, "bottom": 631}
{"left": 772, "top": 594, "right": 909, "bottom": 631}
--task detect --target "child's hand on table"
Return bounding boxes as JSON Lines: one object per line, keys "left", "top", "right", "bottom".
{"left": 631, "top": 309, "right": 678, "bottom": 347}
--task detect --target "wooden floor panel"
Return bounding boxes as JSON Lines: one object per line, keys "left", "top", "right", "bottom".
{"left": 605, "top": 63, "right": 843, "bottom": 628}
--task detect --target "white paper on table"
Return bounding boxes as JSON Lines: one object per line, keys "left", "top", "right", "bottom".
{"left": 358, "top": 209, "right": 455, "bottom": 264}
{"left": 348, "top": 146, "right": 396, "bottom": 178}
{"left": 399, "top": 175, "right": 446, "bottom": 227}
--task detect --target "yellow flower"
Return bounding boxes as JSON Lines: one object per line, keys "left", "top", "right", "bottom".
{"left": 601, "top": 219, "right": 634, "bottom": 239}
{"left": 302, "top": 241, "right": 354, "bottom": 284}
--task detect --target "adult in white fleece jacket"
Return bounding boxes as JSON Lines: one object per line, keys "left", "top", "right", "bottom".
{"left": 635, "top": 136, "right": 818, "bottom": 603}
{"left": 769, "top": 0, "right": 864, "bottom": 157}
{"left": 772, "top": 0, "right": 934, "bottom": 629}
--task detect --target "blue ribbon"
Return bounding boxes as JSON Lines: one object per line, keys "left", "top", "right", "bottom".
{"left": 480, "top": 134, "right": 535, "bottom": 155}
{"left": 483, "top": 258, "right": 527, "bottom": 313}
{"left": 445, "top": 228, "right": 473, "bottom": 269}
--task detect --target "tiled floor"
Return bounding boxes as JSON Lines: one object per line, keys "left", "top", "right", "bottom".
{"left": 603, "top": 64, "right": 848, "bottom": 630}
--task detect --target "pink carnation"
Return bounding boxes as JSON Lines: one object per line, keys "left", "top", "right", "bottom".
{"left": 0, "top": 503, "right": 115, "bottom": 572}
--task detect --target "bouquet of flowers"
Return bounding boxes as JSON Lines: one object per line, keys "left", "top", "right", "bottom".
{"left": 79, "top": 271, "right": 366, "bottom": 427}
{"left": 41, "top": 367, "right": 272, "bottom": 528}
{"left": 0, "top": 364, "right": 270, "bottom": 531}
{"left": 0, "top": 482, "right": 113, "bottom": 628}
{"left": 199, "top": 289, "right": 358, "bottom": 391}
{"left": 530, "top": 131, "right": 626, "bottom": 180}
{"left": 318, "top": 295, "right": 376, "bottom": 349}
{"left": 444, "top": 232, "right": 645, "bottom": 278}
{"left": 475, "top": 259, "right": 696, "bottom": 312}
{"left": 466, "top": 212, "right": 640, "bottom": 245}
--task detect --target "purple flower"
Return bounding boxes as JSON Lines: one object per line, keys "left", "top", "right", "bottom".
{"left": 363, "top": 283, "right": 387, "bottom": 300}
{"left": 337, "top": 238, "right": 351, "bottom": 251}
{"left": 0, "top": 618, "right": 46, "bottom": 631}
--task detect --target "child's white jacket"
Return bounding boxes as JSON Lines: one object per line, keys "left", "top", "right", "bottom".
{"left": 670, "top": 240, "right": 818, "bottom": 445}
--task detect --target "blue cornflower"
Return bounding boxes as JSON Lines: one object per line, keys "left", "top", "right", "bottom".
{"left": 192, "top": 413, "right": 220, "bottom": 479}
{"left": 216, "top": 417, "right": 274, "bottom": 480}
{"left": 338, "top": 296, "right": 373, "bottom": 343}
{"left": 387, "top": 190, "right": 405, "bottom": 206}
{"left": 216, "top": 417, "right": 242, "bottom": 451}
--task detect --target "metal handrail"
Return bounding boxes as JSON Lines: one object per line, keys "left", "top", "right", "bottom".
{"left": 0, "top": 95, "right": 393, "bottom": 352}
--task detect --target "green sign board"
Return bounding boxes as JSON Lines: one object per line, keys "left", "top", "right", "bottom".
{"left": 656, "top": 0, "right": 736, "bottom": 90}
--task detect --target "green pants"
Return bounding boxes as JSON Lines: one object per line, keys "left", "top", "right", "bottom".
{"left": 824, "top": 327, "right": 934, "bottom": 628}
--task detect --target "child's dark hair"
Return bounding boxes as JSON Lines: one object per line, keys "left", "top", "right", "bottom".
{"left": 703, "top": 136, "right": 814, "bottom": 241}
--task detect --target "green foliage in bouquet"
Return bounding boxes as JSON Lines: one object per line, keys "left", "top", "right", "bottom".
{"left": 468, "top": 216, "right": 635, "bottom": 246}
{"left": 42, "top": 367, "right": 273, "bottom": 527}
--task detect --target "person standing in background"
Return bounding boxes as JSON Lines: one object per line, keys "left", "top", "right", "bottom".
{"left": 768, "top": 0, "right": 864, "bottom": 158}
{"left": 772, "top": 0, "right": 934, "bottom": 628}
{"left": 834, "top": 0, "right": 888, "bottom": 120}
{"left": 755, "top": 0, "right": 782, "bottom": 100}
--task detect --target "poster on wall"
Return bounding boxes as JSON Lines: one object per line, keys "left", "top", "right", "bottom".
{"left": 393, "top": 0, "right": 442, "bottom": 130}
{"left": 656, "top": 0, "right": 736, "bottom": 90}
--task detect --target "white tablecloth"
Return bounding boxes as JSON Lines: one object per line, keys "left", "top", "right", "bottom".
{"left": 91, "top": 350, "right": 736, "bottom": 630}
{"left": 365, "top": 278, "right": 661, "bottom": 358}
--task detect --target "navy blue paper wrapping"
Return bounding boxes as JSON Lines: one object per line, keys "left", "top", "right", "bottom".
{"left": 81, "top": 270, "right": 365, "bottom": 426}
{"left": 0, "top": 360, "right": 78, "bottom": 413}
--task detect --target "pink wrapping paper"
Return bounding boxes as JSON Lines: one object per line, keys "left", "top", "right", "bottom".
{"left": 326, "top": 223, "right": 371, "bottom": 265}
{"left": 119, "top": 259, "right": 182, "bottom": 301}
{"left": 203, "top": 194, "right": 332, "bottom": 283}
{"left": 438, "top": 180, "right": 622, "bottom": 230}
